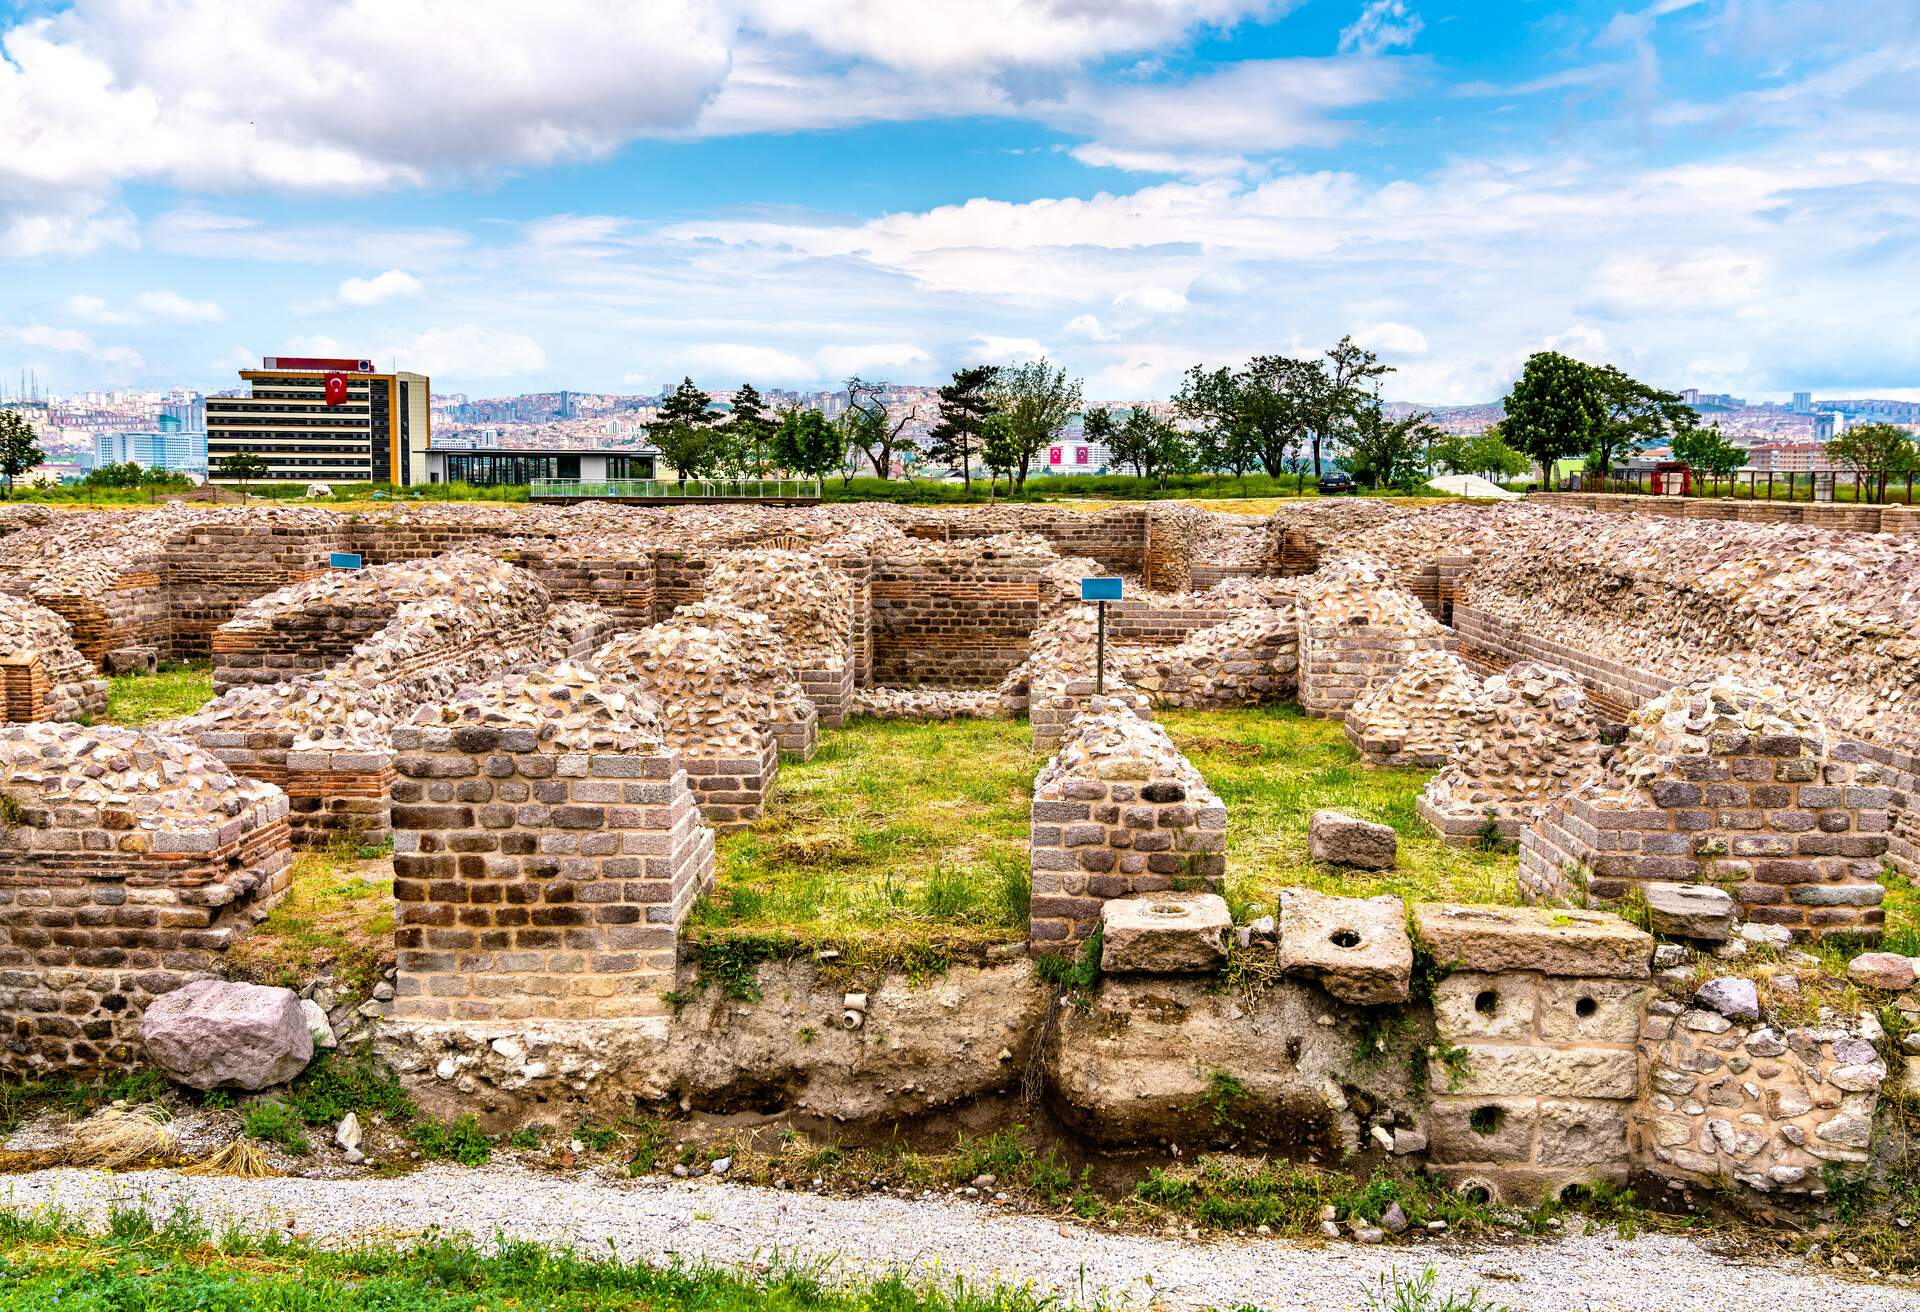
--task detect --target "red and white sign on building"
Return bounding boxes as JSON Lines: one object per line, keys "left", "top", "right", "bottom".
{"left": 1049, "top": 446, "right": 1063, "bottom": 465}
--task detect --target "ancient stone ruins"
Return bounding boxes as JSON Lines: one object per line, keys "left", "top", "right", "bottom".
{"left": 1, "top": 493, "right": 1917, "bottom": 1215}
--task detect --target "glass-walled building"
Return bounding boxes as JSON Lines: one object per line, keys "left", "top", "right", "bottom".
{"left": 424, "top": 448, "right": 658, "bottom": 486}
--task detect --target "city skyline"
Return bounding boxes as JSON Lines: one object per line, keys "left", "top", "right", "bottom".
{"left": 2, "top": 0, "right": 1918, "bottom": 404}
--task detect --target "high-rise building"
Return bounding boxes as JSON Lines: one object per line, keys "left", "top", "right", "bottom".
{"left": 1812, "top": 412, "right": 1837, "bottom": 442}
{"left": 93, "top": 412, "right": 208, "bottom": 475}
{"left": 205, "top": 356, "right": 430, "bottom": 485}
{"left": 1791, "top": 391, "right": 1812, "bottom": 414}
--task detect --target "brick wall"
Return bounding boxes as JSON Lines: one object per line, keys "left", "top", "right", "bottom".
{"left": 1298, "top": 618, "right": 1455, "bottom": 718}
{"left": 390, "top": 716, "right": 714, "bottom": 1023}
{"left": 869, "top": 544, "right": 1051, "bottom": 687}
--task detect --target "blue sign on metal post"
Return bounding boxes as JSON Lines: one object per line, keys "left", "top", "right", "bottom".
{"left": 329, "top": 552, "right": 363, "bottom": 569}
{"left": 1081, "top": 578, "right": 1123, "bottom": 694}
{"left": 1080, "top": 577, "right": 1123, "bottom": 602}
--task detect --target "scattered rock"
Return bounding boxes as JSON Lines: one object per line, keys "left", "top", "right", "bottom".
{"left": 139, "top": 979, "right": 313, "bottom": 1091}
{"left": 299, "top": 999, "right": 337, "bottom": 1050}
{"left": 1645, "top": 882, "right": 1734, "bottom": 942}
{"left": 1693, "top": 977, "right": 1761, "bottom": 1022}
{"left": 1381, "top": 1203, "right": 1409, "bottom": 1234}
{"left": 1848, "top": 953, "right": 1916, "bottom": 992}
{"left": 1307, "top": 810, "right": 1397, "bottom": 871}
{"left": 335, "top": 1113, "right": 362, "bottom": 1153}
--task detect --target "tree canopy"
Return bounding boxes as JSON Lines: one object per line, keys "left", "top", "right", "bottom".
{"left": 990, "top": 359, "right": 1081, "bottom": 492}
{"left": 1825, "top": 421, "right": 1919, "bottom": 488}
{"left": 770, "top": 406, "right": 840, "bottom": 481}
{"left": 0, "top": 410, "right": 45, "bottom": 497}
{"left": 1501, "top": 351, "right": 1605, "bottom": 488}
{"left": 928, "top": 365, "right": 996, "bottom": 489}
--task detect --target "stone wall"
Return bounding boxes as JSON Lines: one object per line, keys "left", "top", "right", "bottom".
{"left": 390, "top": 665, "right": 714, "bottom": 1023}
{"left": 1520, "top": 679, "right": 1890, "bottom": 938}
{"left": 592, "top": 624, "right": 779, "bottom": 829}
{"left": 1116, "top": 607, "right": 1299, "bottom": 710}
{"left": 1029, "top": 701, "right": 1226, "bottom": 952}
{"left": 1296, "top": 556, "right": 1454, "bottom": 718}
{"left": 870, "top": 536, "right": 1054, "bottom": 687}
{"left": 0, "top": 594, "right": 106, "bottom": 723}
{"left": 1418, "top": 662, "right": 1609, "bottom": 848}
{"left": 1345, "top": 649, "right": 1488, "bottom": 768}
{"left": 705, "top": 549, "right": 855, "bottom": 728}
{"left": 0, "top": 723, "right": 291, "bottom": 1075}
{"left": 1635, "top": 1003, "right": 1882, "bottom": 1196}
{"left": 1418, "top": 903, "right": 1653, "bottom": 1206}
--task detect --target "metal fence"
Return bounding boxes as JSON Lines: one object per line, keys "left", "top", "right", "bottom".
{"left": 1566, "top": 468, "right": 1917, "bottom": 505}
{"left": 529, "top": 477, "right": 823, "bottom": 501}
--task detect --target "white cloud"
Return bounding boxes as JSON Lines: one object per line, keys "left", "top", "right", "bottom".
{"left": 815, "top": 342, "right": 931, "bottom": 376}
{"left": 133, "top": 290, "right": 224, "bottom": 322}
{"left": 65, "top": 294, "right": 132, "bottom": 324}
{"left": 1068, "top": 143, "right": 1252, "bottom": 178}
{"left": 1338, "top": 1, "right": 1423, "bottom": 58}
{"left": 1591, "top": 248, "right": 1772, "bottom": 315}
{"left": 1064, "top": 314, "right": 1119, "bottom": 342}
{"left": 1112, "top": 285, "right": 1189, "bottom": 318}
{"left": 971, "top": 335, "right": 1053, "bottom": 364}
{"left": 0, "top": 322, "right": 144, "bottom": 371}
{"left": 337, "top": 269, "right": 423, "bottom": 307}
{"left": 685, "top": 343, "right": 811, "bottom": 382}
{"left": 1352, "top": 320, "right": 1428, "bottom": 357}
{"left": 379, "top": 325, "right": 546, "bottom": 379}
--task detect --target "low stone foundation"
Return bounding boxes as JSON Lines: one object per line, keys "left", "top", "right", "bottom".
{"left": 391, "top": 665, "right": 715, "bottom": 1024}
{"left": 1029, "top": 701, "right": 1226, "bottom": 952}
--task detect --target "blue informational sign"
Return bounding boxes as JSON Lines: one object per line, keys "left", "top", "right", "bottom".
{"left": 1080, "top": 577, "right": 1124, "bottom": 602}
{"left": 329, "top": 552, "right": 363, "bottom": 569}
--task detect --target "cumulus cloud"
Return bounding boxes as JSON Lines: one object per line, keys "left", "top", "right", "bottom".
{"left": 1112, "top": 285, "right": 1189, "bottom": 318}
{"left": 338, "top": 269, "right": 423, "bottom": 307}
{"left": 1, "top": 322, "right": 144, "bottom": 371}
{"left": 133, "top": 290, "right": 224, "bottom": 322}
{"left": 1064, "top": 314, "right": 1119, "bottom": 342}
{"left": 1351, "top": 320, "right": 1428, "bottom": 357}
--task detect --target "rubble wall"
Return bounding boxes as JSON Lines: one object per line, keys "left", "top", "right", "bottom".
{"left": 0, "top": 723, "right": 292, "bottom": 1075}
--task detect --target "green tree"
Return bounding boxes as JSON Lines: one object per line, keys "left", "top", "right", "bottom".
{"left": 1108, "top": 407, "right": 1190, "bottom": 487}
{"left": 214, "top": 450, "right": 269, "bottom": 495}
{"left": 1236, "top": 355, "right": 1322, "bottom": 484}
{"left": 1171, "top": 365, "right": 1254, "bottom": 480}
{"left": 1081, "top": 405, "right": 1116, "bottom": 473}
{"left": 1462, "top": 428, "right": 1530, "bottom": 482}
{"left": 928, "top": 365, "right": 996, "bottom": 489}
{"left": 0, "top": 409, "right": 45, "bottom": 497}
{"left": 652, "top": 377, "right": 718, "bottom": 482}
{"left": 725, "top": 382, "right": 772, "bottom": 476}
{"left": 1501, "top": 351, "right": 1604, "bottom": 489}
{"left": 770, "top": 406, "right": 840, "bottom": 482}
{"left": 990, "top": 359, "right": 1082, "bottom": 492}
{"left": 1343, "top": 399, "right": 1437, "bottom": 489}
{"left": 1309, "top": 336, "right": 1393, "bottom": 476}
{"left": 840, "top": 376, "right": 917, "bottom": 483}
{"left": 1669, "top": 421, "right": 1745, "bottom": 477}
{"left": 1825, "top": 421, "right": 1919, "bottom": 497}
{"left": 1589, "top": 365, "right": 1692, "bottom": 475}
{"left": 979, "top": 412, "right": 1021, "bottom": 497}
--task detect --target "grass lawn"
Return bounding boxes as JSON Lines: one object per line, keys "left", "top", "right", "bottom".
{"left": 693, "top": 706, "right": 1518, "bottom": 961}
{"left": 103, "top": 659, "right": 214, "bottom": 725}
{"left": 0, "top": 1206, "right": 1066, "bottom": 1312}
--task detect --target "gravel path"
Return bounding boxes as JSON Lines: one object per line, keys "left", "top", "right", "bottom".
{"left": 1, "top": 1165, "right": 1914, "bottom": 1312}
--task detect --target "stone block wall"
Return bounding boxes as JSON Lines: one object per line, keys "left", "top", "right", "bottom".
{"left": 1634, "top": 1007, "right": 1882, "bottom": 1195}
{"left": 1520, "top": 679, "right": 1890, "bottom": 939}
{"left": 1417, "top": 903, "right": 1653, "bottom": 1206}
{"left": 1296, "top": 556, "right": 1454, "bottom": 719}
{"left": 1030, "top": 701, "right": 1227, "bottom": 952}
{"left": 0, "top": 723, "right": 292, "bottom": 1075}
{"left": 1117, "top": 607, "right": 1299, "bottom": 710}
{"left": 1344, "top": 650, "right": 1488, "bottom": 769}
{"left": 163, "top": 517, "right": 343, "bottom": 658}
{"left": 391, "top": 667, "right": 715, "bottom": 1023}
{"left": 0, "top": 595, "right": 109, "bottom": 723}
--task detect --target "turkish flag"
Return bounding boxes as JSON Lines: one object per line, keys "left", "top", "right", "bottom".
{"left": 324, "top": 373, "right": 347, "bottom": 406}
{"left": 1049, "top": 446, "right": 1062, "bottom": 465}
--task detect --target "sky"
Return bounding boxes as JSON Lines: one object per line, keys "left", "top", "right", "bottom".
{"left": 2, "top": 0, "right": 1917, "bottom": 404}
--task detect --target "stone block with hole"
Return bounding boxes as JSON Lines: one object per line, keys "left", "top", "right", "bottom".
{"left": 1420, "top": 901, "right": 1649, "bottom": 1206}
{"left": 1098, "top": 891, "right": 1231, "bottom": 974}
{"left": 1275, "top": 888, "right": 1411, "bottom": 1004}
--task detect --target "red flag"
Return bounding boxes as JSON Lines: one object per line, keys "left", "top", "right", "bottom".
{"left": 324, "top": 372, "right": 347, "bottom": 406}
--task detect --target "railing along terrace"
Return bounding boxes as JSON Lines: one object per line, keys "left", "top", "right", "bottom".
{"left": 1567, "top": 468, "right": 1917, "bottom": 505}
{"left": 529, "top": 477, "right": 824, "bottom": 501}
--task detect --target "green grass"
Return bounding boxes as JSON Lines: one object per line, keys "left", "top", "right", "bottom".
{"left": 103, "top": 659, "right": 214, "bottom": 725}
{"left": 225, "top": 851, "right": 394, "bottom": 999}
{"left": 1161, "top": 705, "right": 1518, "bottom": 914}
{"left": 0, "top": 1204, "right": 1072, "bottom": 1312}
{"left": 690, "top": 716, "right": 1042, "bottom": 964}
{"left": 690, "top": 709, "right": 1518, "bottom": 968}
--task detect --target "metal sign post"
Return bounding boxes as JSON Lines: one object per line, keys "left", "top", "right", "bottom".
{"left": 1080, "top": 577, "right": 1124, "bottom": 695}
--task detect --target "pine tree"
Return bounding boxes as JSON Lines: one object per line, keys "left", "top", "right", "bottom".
{"left": 928, "top": 365, "right": 997, "bottom": 489}
{"left": 652, "top": 377, "right": 717, "bottom": 482}
{"left": 728, "top": 382, "right": 771, "bottom": 476}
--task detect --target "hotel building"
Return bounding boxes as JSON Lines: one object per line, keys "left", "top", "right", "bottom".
{"left": 206, "top": 356, "right": 430, "bottom": 485}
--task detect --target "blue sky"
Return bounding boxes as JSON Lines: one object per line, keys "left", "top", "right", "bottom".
{"left": 2, "top": 0, "right": 1917, "bottom": 403}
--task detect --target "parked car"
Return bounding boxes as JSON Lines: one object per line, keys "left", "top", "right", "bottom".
{"left": 1318, "top": 469, "right": 1357, "bottom": 495}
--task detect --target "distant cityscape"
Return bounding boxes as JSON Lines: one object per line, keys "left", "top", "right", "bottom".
{"left": 4, "top": 361, "right": 1917, "bottom": 487}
